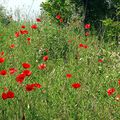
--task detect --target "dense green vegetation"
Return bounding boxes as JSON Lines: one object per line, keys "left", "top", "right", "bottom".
{"left": 0, "top": 1, "right": 120, "bottom": 120}
{"left": 42, "top": 0, "right": 120, "bottom": 42}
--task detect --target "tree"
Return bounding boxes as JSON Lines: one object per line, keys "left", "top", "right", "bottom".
{"left": 41, "top": 0, "right": 119, "bottom": 34}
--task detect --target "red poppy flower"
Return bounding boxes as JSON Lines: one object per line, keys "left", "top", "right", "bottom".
{"left": 71, "top": 83, "right": 81, "bottom": 88}
{"left": 0, "top": 51, "right": 4, "bottom": 56}
{"left": 15, "top": 32, "right": 20, "bottom": 37}
{"left": 66, "top": 74, "right": 72, "bottom": 78}
{"left": 56, "top": 14, "right": 61, "bottom": 19}
{"left": 25, "top": 84, "right": 34, "bottom": 91}
{"left": 0, "top": 70, "right": 7, "bottom": 75}
{"left": 9, "top": 68, "right": 17, "bottom": 74}
{"left": 36, "top": 18, "right": 41, "bottom": 22}
{"left": 10, "top": 44, "right": 15, "bottom": 48}
{"left": 107, "top": 88, "right": 115, "bottom": 96}
{"left": 98, "top": 59, "right": 103, "bottom": 63}
{"left": 33, "top": 83, "right": 42, "bottom": 88}
{"left": 0, "top": 57, "right": 5, "bottom": 63}
{"left": 85, "top": 24, "right": 91, "bottom": 29}
{"left": 43, "top": 55, "right": 48, "bottom": 61}
{"left": 21, "top": 25, "right": 25, "bottom": 28}
{"left": 22, "top": 70, "right": 32, "bottom": 76}
{"left": 2, "top": 93, "right": 7, "bottom": 100}
{"left": 83, "top": 45, "right": 88, "bottom": 49}
{"left": 38, "top": 63, "right": 46, "bottom": 70}
{"left": 60, "top": 18, "right": 63, "bottom": 23}
{"left": 22, "top": 62, "right": 31, "bottom": 69}
{"left": 16, "top": 73, "right": 26, "bottom": 83}
{"left": 1, "top": 91, "right": 15, "bottom": 100}
{"left": 20, "top": 30, "right": 24, "bottom": 34}
{"left": 20, "top": 30, "right": 28, "bottom": 34}
{"left": 31, "top": 24, "right": 37, "bottom": 29}
{"left": 79, "top": 44, "right": 84, "bottom": 48}
{"left": 7, "top": 91, "right": 14, "bottom": 98}
{"left": 27, "top": 37, "right": 31, "bottom": 41}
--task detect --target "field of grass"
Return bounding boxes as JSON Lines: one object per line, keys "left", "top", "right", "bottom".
{"left": 0, "top": 14, "right": 120, "bottom": 120}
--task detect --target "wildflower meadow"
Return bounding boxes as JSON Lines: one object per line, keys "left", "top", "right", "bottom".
{"left": 0, "top": 0, "right": 120, "bottom": 120}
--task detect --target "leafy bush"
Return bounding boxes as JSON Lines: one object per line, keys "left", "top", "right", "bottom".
{"left": 102, "top": 19, "right": 120, "bottom": 42}
{"left": 102, "top": 4, "right": 120, "bottom": 44}
{"left": 41, "top": 0, "right": 76, "bottom": 25}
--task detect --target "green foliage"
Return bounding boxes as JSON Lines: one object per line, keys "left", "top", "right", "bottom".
{"left": 102, "top": 19, "right": 120, "bottom": 42}
{"left": 41, "top": 0, "right": 76, "bottom": 25}
{"left": 102, "top": 3, "right": 120, "bottom": 43}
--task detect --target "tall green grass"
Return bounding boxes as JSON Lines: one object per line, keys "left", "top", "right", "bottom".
{"left": 0, "top": 13, "right": 120, "bottom": 120}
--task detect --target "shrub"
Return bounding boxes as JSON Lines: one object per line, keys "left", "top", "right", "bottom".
{"left": 41, "top": 0, "right": 76, "bottom": 26}
{"left": 102, "top": 4, "right": 120, "bottom": 44}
